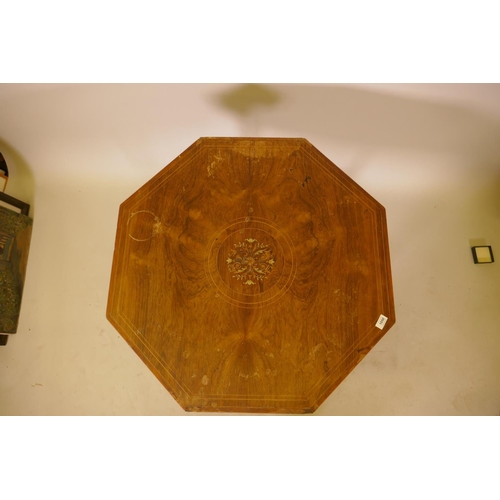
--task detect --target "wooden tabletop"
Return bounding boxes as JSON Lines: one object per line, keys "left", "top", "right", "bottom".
{"left": 107, "top": 138, "right": 395, "bottom": 413}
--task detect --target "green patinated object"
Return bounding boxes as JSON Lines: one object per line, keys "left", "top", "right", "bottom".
{"left": 0, "top": 205, "right": 33, "bottom": 334}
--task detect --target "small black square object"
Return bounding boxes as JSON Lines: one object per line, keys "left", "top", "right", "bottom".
{"left": 471, "top": 246, "right": 494, "bottom": 264}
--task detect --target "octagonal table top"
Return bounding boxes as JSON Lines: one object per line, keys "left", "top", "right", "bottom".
{"left": 107, "top": 138, "right": 395, "bottom": 413}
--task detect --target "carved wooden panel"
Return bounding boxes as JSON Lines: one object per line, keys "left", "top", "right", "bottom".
{"left": 107, "top": 138, "right": 395, "bottom": 413}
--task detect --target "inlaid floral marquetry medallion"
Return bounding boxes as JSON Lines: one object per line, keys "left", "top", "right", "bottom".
{"left": 226, "top": 238, "right": 275, "bottom": 285}
{"left": 107, "top": 138, "right": 395, "bottom": 414}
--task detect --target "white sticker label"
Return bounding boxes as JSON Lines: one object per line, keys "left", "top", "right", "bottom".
{"left": 375, "top": 314, "right": 388, "bottom": 330}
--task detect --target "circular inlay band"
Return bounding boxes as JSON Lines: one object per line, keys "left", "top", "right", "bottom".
{"left": 206, "top": 217, "right": 296, "bottom": 308}
{"left": 127, "top": 210, "right": 161, "bottom": 242}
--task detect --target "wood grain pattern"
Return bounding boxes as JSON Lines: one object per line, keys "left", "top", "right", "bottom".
{"left": 107, "top": 138, "right": 395, "bottom": 413}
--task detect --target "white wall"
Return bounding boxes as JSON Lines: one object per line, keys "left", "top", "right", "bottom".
{"left": 0, "top": 83, "right": 499, "bottom": 415}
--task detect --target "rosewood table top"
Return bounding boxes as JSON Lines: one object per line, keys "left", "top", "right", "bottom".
{"left": 107, "top": 138, "right": 395, "bottom": 413}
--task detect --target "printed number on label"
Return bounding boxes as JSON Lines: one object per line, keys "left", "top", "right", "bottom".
{"left": 375, "top": 314, "right": 388, "bottom": 330}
